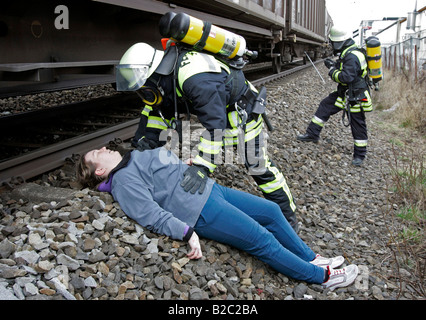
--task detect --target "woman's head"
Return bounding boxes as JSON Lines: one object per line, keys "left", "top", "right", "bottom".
{"left": 76, "top": 147, "right": 122, "bottom": 188}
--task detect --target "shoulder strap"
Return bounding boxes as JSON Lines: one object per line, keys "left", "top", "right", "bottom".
{"left": 177, "top": 51, "right": 229, "bottom": 89}
{"left": 155, "top": 45, "right": 179, "bottom": 76}
{"left": 342, "top": 46, "right": 368, "bottom": 77}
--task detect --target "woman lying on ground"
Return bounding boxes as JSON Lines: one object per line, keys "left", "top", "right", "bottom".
{"left": 76, "top": 146, "right": 359, "bottom": 290}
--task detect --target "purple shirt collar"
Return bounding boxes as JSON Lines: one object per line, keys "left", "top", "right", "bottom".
{"left": 96, "top": 151, "right": 132, "bottom": 193}
{"left": 97, "top": 174, "right": 114, "bottom": 193}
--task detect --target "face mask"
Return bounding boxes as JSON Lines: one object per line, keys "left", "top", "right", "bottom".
{"left": 116, "top": 64, "right": 150, "bottom": 91}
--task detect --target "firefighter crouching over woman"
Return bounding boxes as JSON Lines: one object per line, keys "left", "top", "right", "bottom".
{"left": 297, "top": 26, "right": 373, "bottom": 166}
{"left": 115, "top": 12, "right": 300, "bottom": 232}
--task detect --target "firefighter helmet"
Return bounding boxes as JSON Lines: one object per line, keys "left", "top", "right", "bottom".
{"left": 328, "top": 27, "right": 354, "bottom": 52}
{"left": 116, "top": 43, "right": 164, "bottom": 91}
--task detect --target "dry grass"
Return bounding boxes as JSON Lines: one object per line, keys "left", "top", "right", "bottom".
{"left": 372, "top": 68, "right": 425, "bottom": 298}
{"left": 384, "top": 145, "right": 425, "bottom": 299}
{"left": 372, "top": 69, "right": 426, "bottom": 135}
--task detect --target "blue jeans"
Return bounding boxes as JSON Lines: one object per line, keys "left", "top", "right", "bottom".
{"left": 195, "top": 183, "right": 325, "bottom": 284}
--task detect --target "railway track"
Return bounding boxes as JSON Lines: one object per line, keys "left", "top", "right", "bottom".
{"left": 0, "top": 60, "right": 323, "bottom": 186}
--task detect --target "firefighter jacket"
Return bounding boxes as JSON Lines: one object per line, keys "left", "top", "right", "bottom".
{"left": 143, "top": 50, "right": 263, "bottom": 173}
{"left": 329, "top": 44, "right": 372, "bottom": 113}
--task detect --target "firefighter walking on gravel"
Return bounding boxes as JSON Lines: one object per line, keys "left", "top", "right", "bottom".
{"left": 114, "top": 13, "right": 300, "bottom": 232}
{"left": 297, "top": 26, "right": 373, "bottom": 166}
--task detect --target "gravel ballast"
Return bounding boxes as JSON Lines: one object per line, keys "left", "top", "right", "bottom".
{"left": 0, "top": 64, "right": 424, "bottom": 303}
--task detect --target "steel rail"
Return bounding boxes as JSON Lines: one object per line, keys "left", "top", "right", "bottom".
{"left": 251, "top": 59, "right": 323, "bottom": 87}
{"left": 0, "top": 119, "right": 139, "bottom": 185}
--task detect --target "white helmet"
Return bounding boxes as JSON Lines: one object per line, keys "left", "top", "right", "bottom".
{"left": 328, "top": 27, "right": 354, "bottom": 52}
{"left": 116, "top": 43, "right": 164, "bottom": 91}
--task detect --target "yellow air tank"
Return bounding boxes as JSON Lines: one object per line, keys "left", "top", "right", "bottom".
{"left": 365, "top": 36, "right": 383, "bottom": 83}
{"left": 159, "top": 12, "right": 246, "bottom": 59}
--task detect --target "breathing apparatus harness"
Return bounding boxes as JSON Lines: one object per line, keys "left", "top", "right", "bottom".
{"left": 341, "top": 88, "right": 352, "bottom": 128}
{"left": 135, "top": 10, "right": 274, "bottom": 142}
{"left": 155, "top": 11, "right": 273, "bottom": 134}
{"left": 140, "top": 37, "right": 273, "bottom": 144}
{"left": 341, "top": 37, "right": 382, "bottom": 126}
{"left": 336, "top": 46, "right": 371, "bottom": 127}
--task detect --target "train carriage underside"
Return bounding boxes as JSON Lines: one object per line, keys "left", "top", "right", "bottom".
{"left": 0, "top": 0, "right": 332, "bottom": 97}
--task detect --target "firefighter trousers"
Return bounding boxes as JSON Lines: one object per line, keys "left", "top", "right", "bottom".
{"left": 306, "top": 91, "right": 368, "bottom": 160}
{"left": 239, "top": 126, "right": 298, "bottom": 231}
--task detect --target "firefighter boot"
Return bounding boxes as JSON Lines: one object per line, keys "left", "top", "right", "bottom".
{"left": 352, "top": 157, "right": 363, "bottom": 166}
{"left": 296, "top": 133, "right": 319, "bottom": 143}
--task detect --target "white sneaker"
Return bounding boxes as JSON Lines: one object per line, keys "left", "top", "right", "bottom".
{"left": 322, "top": 265, "right": 359, "bottom": 291}
{"left": 310, "top": 254, "right": 344, "bottom": 269}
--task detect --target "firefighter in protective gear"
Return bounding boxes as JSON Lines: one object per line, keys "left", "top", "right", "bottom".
{"left": 296, "top": 27, "right": 372, "bottom": 166}
{"left": 116, "top": 42, "right": 299, "bottom": 231}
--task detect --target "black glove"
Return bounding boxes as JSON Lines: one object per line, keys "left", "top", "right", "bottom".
{"left": 136, "top": 136, "right": 159, "bottom": 152}
{"left": 324, "top": 58, "right": 335, "bottom": 69}
{"left": 181, "top": 165, "right": 209, "bottom": 194}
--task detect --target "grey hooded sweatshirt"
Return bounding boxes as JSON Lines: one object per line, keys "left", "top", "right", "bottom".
{"left": 110, "top": 148, "right": 214, "bottom": 241}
